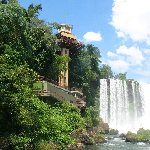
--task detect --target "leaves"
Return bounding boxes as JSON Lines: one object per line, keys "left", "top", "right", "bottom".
{"left": 0, "top": 2, "right": 85, "bottom": 149}
{"left": 69, "top": 44, "right": 101, "bottom": 107}
{"left": 100, "top": 64, "right": 114, "bottom": 79}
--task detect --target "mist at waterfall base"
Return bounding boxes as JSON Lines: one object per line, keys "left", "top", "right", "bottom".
{"left": 100, "top": 79, "right": 150, "bottom": 133}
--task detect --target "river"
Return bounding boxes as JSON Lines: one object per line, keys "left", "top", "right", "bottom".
{"left": 85, "top": 136, "right": 150, "bottom": 150}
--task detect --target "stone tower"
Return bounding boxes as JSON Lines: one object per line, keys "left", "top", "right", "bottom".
{"left": 56, "top": 24, "right": 83, "bottom": 89}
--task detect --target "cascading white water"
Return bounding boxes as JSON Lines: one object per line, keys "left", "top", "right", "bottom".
{"left": 139, "top": 82, "right": 150, "bottom": 129}
{"left": 99, "top": 79, "right": 150, "bottom": 133}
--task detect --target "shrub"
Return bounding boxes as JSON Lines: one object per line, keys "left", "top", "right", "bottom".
{"left": 126, "top": 129, "right": 150, "bottom": 143}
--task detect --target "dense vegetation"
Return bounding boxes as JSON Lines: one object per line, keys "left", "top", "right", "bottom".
{"left": 69, "top": 44, "right": 101, "bottom": 127}
{"left": 0, "top": 1, "right": 85, "bottom": 149}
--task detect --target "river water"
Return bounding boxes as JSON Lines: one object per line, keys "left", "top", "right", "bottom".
{"left": 85, "top": 136, "right": 150, "bottom": 150}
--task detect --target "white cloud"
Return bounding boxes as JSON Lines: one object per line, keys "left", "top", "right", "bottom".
{"left": 108, "top": 59, "right": 130, "bottom": 73}
{"left": 144, "top": 49, "right": 150, "bottom": 54}
{"left": 106, "top": 45, "right": 145, "bottom": 74}
{"left": 116, "top": 45, "right": 144, "bottom": 65}
{"left": 136, "top": 70, "right": 150, "bottom": 77}
{"left": 111, "top": 0, "right": 150, "bottom": 44}
{"left": 107, "top": 51, "right": 118, "bottom": 58}
{"left": 83, "top": 32, "right": 102, "bottom": 42}
{"left": 107, "top": 45, "right": 144, "bottom": 66}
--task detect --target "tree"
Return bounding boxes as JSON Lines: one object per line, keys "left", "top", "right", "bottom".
{"left": 0, "top": 50, "right": 84, "bottom": 148}
{"left": 69, "top": 44, "right": 101, "bottom": 126}
{"left": 100, "top": 64, "right": 114, "bottom": 79}
{"left": 0, "top": 1, "right": 68, "bottom": 82}
{"left": 0, "top": 0, "right": 8, "bottom": 4}
{"left": 0, "top": 2, "right": 85, "bottom": 149}
{"left": 114, "top": 72, "right": 127, "bottom": 80}
{"left": 69, "top": 44, "right": 102, "bottom": 127}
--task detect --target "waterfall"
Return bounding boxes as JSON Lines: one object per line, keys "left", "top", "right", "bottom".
{"left": 140, "top": 82, "right": 150, "bottom": 129}
{"left": 99, "top": 79, "right": 149, "bottom": 133}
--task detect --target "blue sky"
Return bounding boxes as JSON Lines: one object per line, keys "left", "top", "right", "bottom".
{"left": 18, "top": 0, "right": 150, "bottom": 83}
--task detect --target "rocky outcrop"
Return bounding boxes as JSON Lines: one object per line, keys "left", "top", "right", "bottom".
{"left": 126, "top": 128, "right": 150, "bottom": 143}
{"left": 119, "top": 133, "right": 126, "bottom": 140}
{"left": 109, "top": 129, "right": 119, "bottom": 135}
{"left": 71, "top": 129, "right": 94, "bottom": 145}
{"left": 67, "top": 142, "right": 85, "bottom": 150}
{"left": 67, "top": 128, "right": 106, "bottom": 149}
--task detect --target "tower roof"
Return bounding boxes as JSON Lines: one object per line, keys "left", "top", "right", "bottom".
{"left": 58, "top": 24, "right": 73, "bottom": 34}
{"left": 56, "top": 24, "right": 83, "bottom": 50}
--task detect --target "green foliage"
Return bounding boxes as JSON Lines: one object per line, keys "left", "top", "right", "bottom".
{"left": 51, "top": 55, "right": 70, "bottom": 80}
{"left": 126, "top": 129, "right": 150, "bottom": 142}
{"left": 84, "top": 106, "right": 100, "bottom": 127}
{"left": 1, "top": 52, "right": 85, "bottom": 148}
{"left": 9, "top": 135, "right": 31, "bottom": 150}
{"left": 27, "top": 4, "right": 42, "bottom": 18}
{"left": 100, "top": 64, "right": 114, "bottom": 79}
{"left": 114, "top": 72, "right": 127, "bottom": 80}
{"left": 100, "top": 65, "right": 127, "bottom": 80}
{"left": 36, "top": 140, "right": 58, "bottom": 150}
{"left": 109, "top": 129, "right": 119, "bottom": 135}
{"left": 49, "top": 22, "right": 61, "bottom": 30}
{"left": 52, "top": 102, "right": 86, "bottom": 130}
{"left": 33, "top": 81, "right": 43, "bottom": 90}
{"left": 0, "top": 2, "right": 85, "bottom": 149}
{"left": 0, "top": 45, "right": 85, "bottom": 149}
{"left": 69, "top": 44, "right": 101, "bottom": 128}
{"left": 1, "top": 63, "right": 85, "bottom": 148}
{"left": 0, "top": 1, "right": 68, "bottom": 81}
{"left": 0, "top": 0, "right": 8, "bottom": 4}
{"left": 69, "top": 44, "right": 101, "bottom": 107}
{"left": 0, "top": 2, "right": 28, "bottom": 50}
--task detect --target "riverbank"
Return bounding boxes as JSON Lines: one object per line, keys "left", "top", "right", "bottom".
{"left": 125, "top": 128, "right": 150, "bottom": 143}
{"left": 67, "top": 128, "right": 106, "bottom": 149}
{"left": 67, "top": 121, "right": 120, "bottom": 149}
{"left": 85, "top": 135, "right": 150, "bottom": 150}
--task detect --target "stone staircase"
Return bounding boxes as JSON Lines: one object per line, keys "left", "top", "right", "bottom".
{"left": 33, "top": 80, "right": 86, "bottom": 109}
